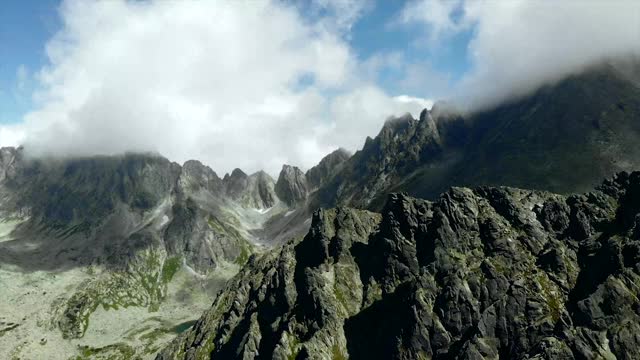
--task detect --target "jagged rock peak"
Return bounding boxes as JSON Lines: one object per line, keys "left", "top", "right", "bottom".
{"left": 418, "top": 107, "right": 429, "bottom": 122}
{"left": 380, "top": 112, "right": 416, "bottom": 134}
{"left": 158, "top": 171, "right": 640, "bottom": 359}
{"left": 220, "top": 168, "right": 277, "bottom": 209}
{"left": 305, "top": 148, "right": 351, "bottom": 189}
{"left": 249, "top": 170, "right": 272, "bottom": 180}
{"left": 223, "top": 168, "right": 250, "bottom": 199}
{"left": 224, "top": 168, "right": 248, "bottom": 181}
{"left": 247, "top": 170, "right": 277, "bottom": 209}
{"left": 372, "top": 113, "right": 424, "bottom": 149}
{"left": 179, "top": 160, "right": 223, "bottom": 194}
{"left": 275, "top": 164, "right": 308, "bottom": 206}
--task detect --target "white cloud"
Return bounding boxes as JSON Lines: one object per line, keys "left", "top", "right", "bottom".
{"left": 0, "top": 125, "right": 25, "bottom": 148}
{"left": 400, "top": 0, "right": 640, "bottom": 111}
{"left": 399, "top": 0, "right": 465, "bottom": 43}
{"left": 393, "top": 95, "right": 433, "bottom": 111}
{"left": 3, "top": 0, "right": 430, "bottom": 176}
{"left": 311, "top": 0, "right": 372, "bottom": 33}
{"left": 322, "top": 86, "right": 430, "bottom": 151}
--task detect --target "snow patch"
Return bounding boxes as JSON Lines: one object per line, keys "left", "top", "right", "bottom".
{"left": 284, "top": 210, "right": 295, "bottom": 217}
{"left": 252, "top": 207, "right": 272, "bottom": 215}
{"left": 157, "top": 215, "right": 170, "bottom": 229}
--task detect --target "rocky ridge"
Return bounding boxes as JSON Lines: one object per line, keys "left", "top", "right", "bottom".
{"left": 311, "top": 61, "right": 640, "bottom": 210}
{"left": 0, "top": 149, "right": 310, "bottom": 347}
{"left": 159, "top": 171, "right": 640, "bottom": 359}
{"left": 305, "top": 148, "right": 350, "bottom": 190}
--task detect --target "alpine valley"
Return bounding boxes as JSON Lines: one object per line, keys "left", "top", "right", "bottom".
{"left": 1, "top": 60, "right": 640, "bottom": 360}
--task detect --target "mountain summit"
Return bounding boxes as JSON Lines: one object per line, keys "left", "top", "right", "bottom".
{"left": 311, "top": 61, "right": 640, "bottom": 211}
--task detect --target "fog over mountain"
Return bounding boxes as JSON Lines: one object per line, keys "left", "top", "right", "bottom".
{"left": 0, "top": 0, "right": 428, "bottom": 176}
{"left": 401, "top": 0, "right": 640, "bottom": 112}
{"left": 0, "top": 0, "right": 638, "bottom": 175}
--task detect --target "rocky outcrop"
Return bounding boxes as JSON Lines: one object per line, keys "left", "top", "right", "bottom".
{"left": 223, "top": 168, "right": 250, "bottom": 199}
{"left": 244, "top": 171, "right": 278, "bottom": 209}
{"left": 179, "top": 160, "right": 224, "bottom": 195}
{"left": 159, "top": 172, "right": 640, "bottom": 359}
{"left": 275, "top": 165, "right": 309, "bottom": 206}
{"left": 0, "top": 146, "right": 20, "bottom": 183}
{"left": 222, "top": 169, "right": 278, "bottom": 209}
{"left": 311, "top": 111, "right": 447, "bottom": 210}
{"left": 56, "top": 245, "right": 175, "bottom": 339}
{"left": 305, "top": 148, "right": 350, "bottom": 190}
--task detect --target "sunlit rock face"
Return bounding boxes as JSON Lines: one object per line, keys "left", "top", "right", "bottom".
{"left": 159, "top": 172, "right": 640, "bottom": 360}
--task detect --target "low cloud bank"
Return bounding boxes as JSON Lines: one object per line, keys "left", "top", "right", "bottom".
{"left": 0, "top": 0, "right": 428, "bottom": 176}
{"left": 4, "top": 0, "right": 637, "bottom": 174}
{"left": 401, "top": 0, "right": 640, "bottom": 112}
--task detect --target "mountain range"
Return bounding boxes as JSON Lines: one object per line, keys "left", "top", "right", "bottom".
{"left": 160, "top": 171, "right": 640, "bottom": 360}
{"left": 0, "top": 59, "right": 639, "bottom": 359}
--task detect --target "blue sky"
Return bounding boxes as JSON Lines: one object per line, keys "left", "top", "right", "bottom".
{"left": 0, "top": 0, "right": 60, "bottom": 124}
{"left": 348, "top": 1, "right": 473, "bottom": 88}
{"left": 0, "top": 0, "right": 474, "bottom": 125}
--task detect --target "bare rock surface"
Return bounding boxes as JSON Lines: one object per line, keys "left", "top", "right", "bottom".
{"left": 159, "top": 172, "right": 640, "bottom": 360}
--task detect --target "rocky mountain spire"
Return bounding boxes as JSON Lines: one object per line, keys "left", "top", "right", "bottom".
{"left": 275, "top": 164, "right": 308, "bottom": 206}
{"left": 246, "top": 171, "right": 277, "bottom": 209}
{"left": 223, "top": 168, "right": 250, "bottom": 199}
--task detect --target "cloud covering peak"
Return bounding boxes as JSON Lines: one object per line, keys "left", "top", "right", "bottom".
{"left": 0, "top": 0, "right": 427, "bottom": 176}
{"left": 401, "top": 0, "right": 640, "bottom": 111}
{"left": 1, "top": 0, "right": 638, "bottom": 174}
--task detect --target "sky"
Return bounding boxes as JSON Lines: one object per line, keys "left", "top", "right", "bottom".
{"left": 0, "top": 0, "right": 638, "bottom": 176}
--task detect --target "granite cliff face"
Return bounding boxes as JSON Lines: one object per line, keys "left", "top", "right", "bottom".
{"left": 159, "top": 171, "right": 640, "bottom": 359}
